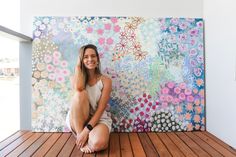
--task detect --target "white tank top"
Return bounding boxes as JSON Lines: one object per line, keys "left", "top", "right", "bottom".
{"left": 86, "top": 79, "right": 111, "bottom": 119}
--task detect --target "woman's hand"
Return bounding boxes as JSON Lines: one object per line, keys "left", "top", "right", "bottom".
{"left": 76, "top": 128, "right": 90, "bottom": 148}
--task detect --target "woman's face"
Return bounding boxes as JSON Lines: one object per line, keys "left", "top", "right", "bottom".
{"left": 83, "top": 48, "right": 98, "bottom": 70}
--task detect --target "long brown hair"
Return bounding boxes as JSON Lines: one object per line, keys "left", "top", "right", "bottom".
{"left": 78, "top": 44, "right": 101, "bottom": 86}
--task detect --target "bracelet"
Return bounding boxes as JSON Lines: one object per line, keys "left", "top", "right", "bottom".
{"left": 86, "top": 124, "right": 93, "bottom": 131}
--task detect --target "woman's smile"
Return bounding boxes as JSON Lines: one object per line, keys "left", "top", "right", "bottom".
{"left": 83, "top": 48, "right": 98, "bottom": 69}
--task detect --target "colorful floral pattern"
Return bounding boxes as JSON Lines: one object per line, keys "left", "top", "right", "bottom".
{"left": 32, "top": 17, "right": 205, "bottom": 132}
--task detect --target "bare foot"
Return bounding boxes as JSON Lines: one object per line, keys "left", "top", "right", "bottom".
{"left": 80, "top": 143, "right": 94, "bottom": 153}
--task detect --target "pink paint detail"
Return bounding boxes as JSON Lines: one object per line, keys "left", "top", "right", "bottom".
{"left": 56, "top": 75, "right": 65, "bottom": 83}
{"left": 113, "top": 25, "right": 121, "bottom": 32}
{"left": 62, "top": 69, "right": 70, "bottom": 76}
{"left": 54, "top": 68, "right": 61, "bottom": 74}
{"left": 53, "top": 59, "right": 59, "bottom": 65}
{"left": 160, "top": 95, "right": 166, "bottom": 102}
{"left": 104, "top": 23, "right": 111, "bottom": 30}
{"left": 184, "top": 88, "right": 192, "bottom": 95}
{"left": 143, "top": 93, "right": 147, "bottom": 97}
{"left": 148, "top": 102, "right": 152, "bottom": 107}
{"left": 86, "top": 27, "right": 93, "bottom": 33}
{"left": 140, "top": 111, "right": 144, "bottom": 116}
{"left": 97, "top": 29, "right": 104, "bottom": 35}
{"left": 167, "top": 82, "right": 175, "bottom": 88}
{"left": 98, "top": 38, "right": 105, "bottom": 45}
{"left": 44, "top": 55, "right": 52, "bottom": 63}
{"left": 187, "top": 95, "right": 194, "bottom": 102}
{"left": 178, "top": 93, "right": 186, "bottom": 100}
{"left": 53, "top": 51, "right": 61, "bottom": 59}
{"left": 138, "top": 98, "right": 142, "bottom": 102}
{"left": 162, "top": 102, "right": 168, "bottom": 108}
{"left": 61, "top": 60, "right": 68, "bottom": 67}
{"left": 179, "top": 82, "right": 186, "bottom": 89}
{"left": 161, "top": 87, "right": 169, "bottom": 94}
{"left": 172, "top": 98, "right": 180, "bottom": 105}
{"left": 48, "top": 73, "right": 55, "bottom": 80}
{"left": 106, "top": 38, "right": 114, "bottom": 45}
{"left": 144, "top": 99, "right": 148, "bottom": 103}
{"left": 111, "top": 17, "right": 118, "bottom": 23}
{"left": 174, "top": 87, "right": 181, "bottom": 94}
{"left": 140, "top": 103, "right": 144, "bottom": 107}
{"left": 166, "top": 95, "right": 173, "bottom": 103}
{"left": 46, "top": 64, "right": 54, "bottom": 72}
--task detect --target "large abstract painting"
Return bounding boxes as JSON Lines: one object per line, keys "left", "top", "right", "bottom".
{"left": 32, "top": 17, "right": 205, "bottom": 132}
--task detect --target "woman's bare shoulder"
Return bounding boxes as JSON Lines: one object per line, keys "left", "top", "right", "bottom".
{"left": 101, "top": 74, "right": 112, "bottom": 85}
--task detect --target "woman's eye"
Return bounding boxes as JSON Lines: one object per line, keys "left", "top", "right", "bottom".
{"left": 84, "top": 55, "right": 97, "bottom": 59}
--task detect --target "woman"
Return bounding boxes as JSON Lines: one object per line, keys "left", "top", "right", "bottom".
{"left": 66, "top": 44, "right": 112, "bottom": 153}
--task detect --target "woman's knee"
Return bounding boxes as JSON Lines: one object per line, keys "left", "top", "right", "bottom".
{"left": 72, "top": 90, "right": 88, "bottom": 104}
{"left": 89, "top": 138, "right": 108, "bottom": 151}
{"left": 88, "top": 124, "right": 110, "bottom": 151}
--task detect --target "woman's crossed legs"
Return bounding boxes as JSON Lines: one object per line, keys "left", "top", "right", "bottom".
{"left": 69, "top": 90, "right": 110, "bottom": 153}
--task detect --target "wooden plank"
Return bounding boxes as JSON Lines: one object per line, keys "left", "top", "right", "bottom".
{"left": 138, "top": 133, "right": 158, "bottom": 157}
{"left": 67, "top": 135, "right": 95, "bottom": 157}
{"left": 175, "top": 132, "right": 210, "bottom": 157}
{"left": 70, "top": 145, "right": 83, "bottom": 157}
{"left": 194, "top": 131, "right": 236, "bottom": 157}
{"left": 185, "top": 132, "right": 223, "bottom": 157}
{"left": 96, "top": 148, "right": 109, "bottom": 157}
{"left": 147, "top": 132, "right": 171, "bottom": 157}
{"left": 129, "top": 133, "right": 146, "bottom": 157}
{"left": 6, "top": 133, "right": 43, "bottom": 157}
{"left": 1, "top": 131, "right": 33, "bottom": 156}
{"left": 44, "top": 133, "right": 71, "bottom": 157}
{"left": 109, "top": 133, "right": 120, "bottom": 157}
{"left": 2, "top": 131, "right": 235, "bottom": 157}
{"left": 0, "top": 130, "right": 28, "bottom": 151}
{"left": 157, "top": 133, "right": 184, "bottom": 157}
{"left": 96, "top": 141, "right": 109, "bottom": 157}
{"left": 204, "top": 131, "right": 236, "bottom": 155}
{"left": 32, "top": 133, "right": 62, "bottom": 157}
{"left": 119, "top": 133, "right": 133, "bottom": 157}
{"left": 19, "top": 133, "right": 52, "bottom": 157}
{"left": 57, "top": 134, "right": 75, "bottom": 157}
{"left": 83, "top": 152, "right": 96, "bottom": 157}
{"left": 167, "top": 132, "right": 197, "bottom": 157}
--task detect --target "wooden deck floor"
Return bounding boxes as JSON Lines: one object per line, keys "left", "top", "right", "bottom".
{"left": 0, "top": 131, "right": 235, "bottom": 157}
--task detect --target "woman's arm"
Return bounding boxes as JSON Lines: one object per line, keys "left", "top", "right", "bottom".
{"left": 87, "top": 75, "right": 112, "bottom": 128}
{"left": 72, "top": 64, "right": 85, "bottom": 91}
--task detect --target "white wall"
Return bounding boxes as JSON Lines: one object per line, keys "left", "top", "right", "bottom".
{"left": 20, "top": 0, "right": 202, "bottom": 36}
{"left": 204, "top": 0, "right": 236, "bottom": 149}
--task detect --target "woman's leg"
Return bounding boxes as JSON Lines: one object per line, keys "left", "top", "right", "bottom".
{"left": 70, "top": 90, "right": 90, "bottom": 135}
{"left": 81, "top": 123, "right": 110, "bottom": 153}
